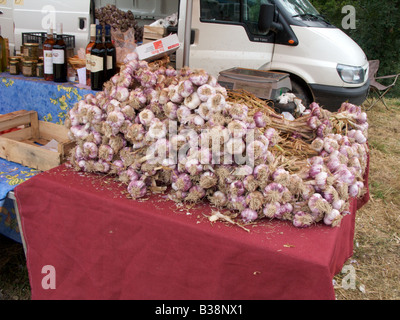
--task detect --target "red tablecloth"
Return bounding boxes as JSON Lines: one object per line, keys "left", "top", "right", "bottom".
{"left": 15, "top": 164, "right": 369, "bottom": 300}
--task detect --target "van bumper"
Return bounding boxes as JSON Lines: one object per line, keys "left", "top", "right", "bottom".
{"left": 309, "top": 80, "right": 370, "bottom": 111}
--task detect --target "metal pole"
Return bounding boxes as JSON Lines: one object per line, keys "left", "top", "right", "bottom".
{"left": 183, "top": 0, "right": 193, "bottom": 67}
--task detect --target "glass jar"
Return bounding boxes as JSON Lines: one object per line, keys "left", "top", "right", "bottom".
{"left": 22, "top": 60, "right": 37, "bottom": 77}
{"left": 23, "top": 43, "right": 40, "bottom": 61}
{"left": 36, "top": 62, "right": 44, "bottom": 78}
{"left": 9, "top": 60, "right": 20, "bottom": 75}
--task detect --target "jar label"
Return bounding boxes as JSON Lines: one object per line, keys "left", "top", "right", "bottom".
{"left": 91, "top": 55, "right": 104, "bottom": 73}
{"left": 53, "top": 49, "right": 65, "bottom": 64}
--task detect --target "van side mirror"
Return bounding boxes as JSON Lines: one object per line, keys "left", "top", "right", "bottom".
{"left": 258, "top": 3, "right": 282, "bottom": 33}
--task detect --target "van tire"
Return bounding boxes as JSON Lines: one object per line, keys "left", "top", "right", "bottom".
{"left": 290, "top": 79, "right": 313, "bottom": 108}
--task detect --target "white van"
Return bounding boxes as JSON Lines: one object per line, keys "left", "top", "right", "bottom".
{"left": 0, "top": 0, "right": 369, "bottom": 110}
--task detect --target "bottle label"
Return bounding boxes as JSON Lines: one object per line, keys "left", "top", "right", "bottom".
{"left": 107, "top": 56, "right": 113, "bottom": 70}
{"left": 86, "top": 53, "right": 92, "bottom": 72}
{"left": 53, "top": 49, "right": 65, "bottom": 64}
{"left": 43, "top": 50, "right": 53, "bottom": 74}
{"left": 91, "top": 55, "right": 104, "bottom": 73}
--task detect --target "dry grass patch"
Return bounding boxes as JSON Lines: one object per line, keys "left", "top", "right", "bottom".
{"left": 334, "top": 98, "right": 400, "bottom": 300}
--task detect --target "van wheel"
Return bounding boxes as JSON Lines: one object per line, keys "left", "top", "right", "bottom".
{"left": 290, "top": 80, "right": 312, "bottom": 108}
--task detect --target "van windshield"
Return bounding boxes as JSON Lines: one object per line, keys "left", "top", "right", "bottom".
{"left": 277, "top": 0, "right": 320, "bottom": 18}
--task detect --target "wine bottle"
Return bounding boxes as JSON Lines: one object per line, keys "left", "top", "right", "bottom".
{"left": 43, "top": 26, "right": 56, "bottom": 81}
{"left": 85, "top": 24, "right": 96, "bottom": 86}
{"left": 53, "top": 23, "right": 67, "bottom": 82}
{"left": 90, "top": 25, "right": 107, "bottom": 91}
{"left": 104, "top": 24, "right": 117, "bottom": 81}
{"left": 0, "top": 25, "right": 7, "bottom": 73}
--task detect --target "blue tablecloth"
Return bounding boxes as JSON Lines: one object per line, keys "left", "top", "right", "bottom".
{"left": 0, "top": 73, "right": 94, "bottom": 123}
{"left": 0, "top": 73, "right": 95, "bottom": 242}
{"left": 0, "top": 159, "right": 40, "bottom": 242}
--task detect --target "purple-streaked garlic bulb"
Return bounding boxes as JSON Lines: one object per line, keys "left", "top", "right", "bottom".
{"left": 197, "top": 84, "right": 216, "bottom": 102}
{"left": 263, "top": 202, "right": 281, "bottom": 219}
{"left": 189, "top": 69, "right": 209, "bottom": 86}
{"left": 308, "top": 193, "right": 332, "bottom": 221}
{"left": 206, "top": 93, "right": 226, "bottom": 113}
{"left": 199, "top": 171, "right": 218, "bottom": 189}
{"left": 229, "top": 180, "right": 245, "bottom": 197}
{"left": 241, "top": 208, "right": 258, "bottom": 223}
{"left": 323, "top": 209, "right": 342, "bottom": 227}
{"left": 264, "top": 127, "right": 280, "bottom": 146}
{"left": 292, "top": 211, "right": 314, "bottom": 228}
{"left": 178, "top": 79, "right": 195, "bottom": 98}
{"left": 82, "top": 141, "right": 98, "bottom": 159}
{"left": 127, "top": 180, "right": 147, "bottom": 199}
{"left": 172, "top": 173, "right": 192, "bottom": 192}
{"left": 184, "top": 92, "right": 202, "bottom": 110}
{"left": 227, "top": 120, "right": 247, "bottom": 139}
{"left": 208, "top": 190, "right": 228, "bottom": 207}
{"left": 186, "top": 185, "right": 206, "bottom": 202}
{"left": 225, "top": 138, "right": 246, "bottom": 156}
{"left": 138, "top": 109, "right": 155, "bottom": 127}
{"left": 98, "top": 144, "right": 114, "bottom": 162}
{"left": 245, "top": 191, "right": 264, "bottom": 211}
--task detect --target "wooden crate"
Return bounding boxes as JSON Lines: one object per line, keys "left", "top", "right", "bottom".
{"left": 0, "top": 110, "right": 75, "bottom": 171}
{"left": 143, "top": 26, "right": 166, "bottom": 44}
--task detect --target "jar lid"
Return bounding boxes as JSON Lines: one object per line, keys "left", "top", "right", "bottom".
{"left": 24, "top": 43, "right": 40, "bottom": 47}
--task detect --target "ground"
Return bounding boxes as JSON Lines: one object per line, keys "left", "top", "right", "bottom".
{"left": 0, "top": 98, "right": 399, "bottom": 300}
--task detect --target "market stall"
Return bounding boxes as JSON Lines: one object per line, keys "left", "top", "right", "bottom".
{"left": 8, "top": 49, "right": 370, "bottom": 300}
{"left": 14, "top": 162, "right": 369, "bottom": 300}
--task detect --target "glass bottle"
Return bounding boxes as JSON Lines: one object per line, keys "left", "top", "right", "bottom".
{"left": 85, "top": 24, "right": 96, "bottom": 86}
{"left": 90, "top": 25, "right": 107, "bottom": 91}
{"left": 104, "top": 24, "right": 117, "bottom": 81}
{"left": 43, "top": 26, "right": 56, "bottom": 81}
{"left": 0, "top": 26, "right": 7, "bottom": 73}
{"left": 53, "top": 23, "right": 67, "bottom": 82}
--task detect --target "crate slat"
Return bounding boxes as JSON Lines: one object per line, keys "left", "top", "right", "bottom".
{"left": 0, "top": 110, "right": 75, "bottom": 171}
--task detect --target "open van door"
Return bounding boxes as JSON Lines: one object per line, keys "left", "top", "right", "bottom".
{"left": 12, "top": 0, "right": 91, "bottom": 54}
{"left": 186, "top": 0, "right": 275, "bottom": 78}
{"left": 0, "top": 0, "right": 15, "bottom": 55}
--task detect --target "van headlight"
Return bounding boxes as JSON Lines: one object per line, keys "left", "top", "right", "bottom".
{"left": 337, "top": 64, "right": 365, "bottom": 84}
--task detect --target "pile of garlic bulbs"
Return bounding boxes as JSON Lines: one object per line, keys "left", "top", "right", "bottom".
{"left": 66, "top": 53, "right": 369, "bottom": 228}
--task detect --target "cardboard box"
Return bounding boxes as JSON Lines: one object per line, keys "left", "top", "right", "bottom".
{"left": 218, "top": 67, "right": 292, "bottom": 100}
{"left": 136, "top": 34, "right": 180, "bottom": 62}
{"left": 143, "top": 26, "right": 166, "bottom": 44}
{"left": 0, "top": 110, "right": 75, "bottom": 171}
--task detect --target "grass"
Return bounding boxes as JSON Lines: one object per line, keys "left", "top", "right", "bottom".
{"left": 333, "top": 97, "right": 400, "bottom": 300}
{"left": 0, "top": 235, "right": 30, "bottom": 300}
{"left": 0, "top": 97, "right": 399, "bottom": 300}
